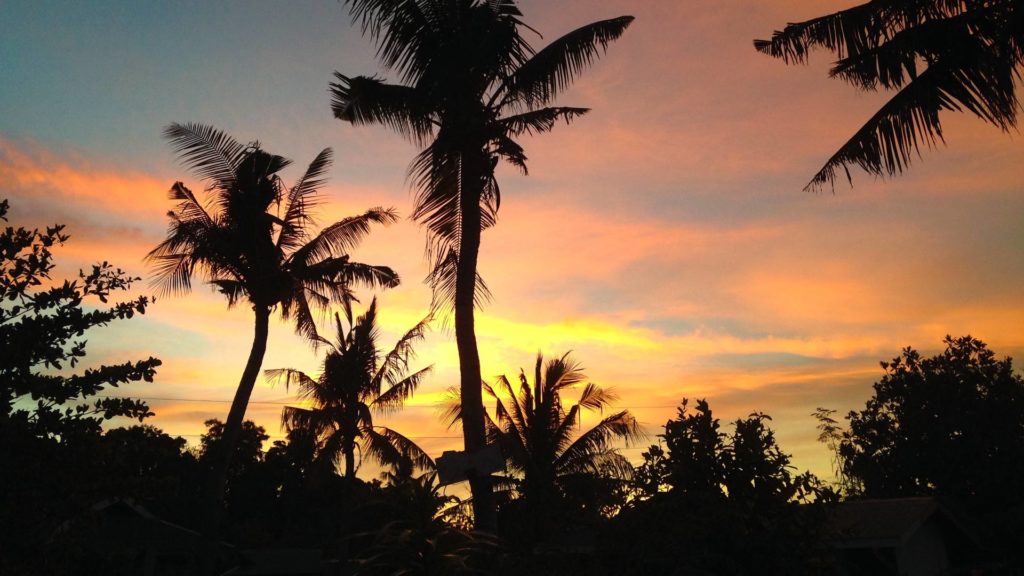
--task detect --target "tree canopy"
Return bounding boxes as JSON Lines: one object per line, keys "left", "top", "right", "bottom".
{"left": 0, "top": 198, "right": 159, "bottom": 438}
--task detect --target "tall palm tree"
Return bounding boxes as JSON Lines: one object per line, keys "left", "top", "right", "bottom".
{"left": 146, "top": 123, "right": 400, "bottom": 516}
{"left": 447, "top": 352, "right": 642, "bottom": 537}
{"left": 267, "top": 298, "right": 434, "bottom": 479}
{"left": 331, "top": 0, "right": 633, "bottom": 529}
{"left": 755, "top": 0, "right": 1022, "bottom": 192}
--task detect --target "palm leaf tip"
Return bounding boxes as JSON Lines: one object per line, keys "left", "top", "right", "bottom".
{"left": 504, "top": 15, "right": 635, "bottom": 107}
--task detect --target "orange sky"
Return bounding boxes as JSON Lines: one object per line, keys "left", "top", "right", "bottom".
{"left": 2, "top": 0, "right": 1022, "bottom": 482}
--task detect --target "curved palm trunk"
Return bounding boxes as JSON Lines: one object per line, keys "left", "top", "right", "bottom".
{"left": 204, "top": 305, "right": 271, "bottom": 531}
{"left": 455, "top": 159, "right": 497, "bottom": 532}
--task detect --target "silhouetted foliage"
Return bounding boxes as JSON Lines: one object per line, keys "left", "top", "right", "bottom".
{"left": 833, "top": 335, "right": 1024, "bottom": 565}
{"left": 479, "top": 352, "right": 641, "bottom": 546}
{"left": 199, "top": 418, "right": 270, "bottom": 485}
{"left": 0, "top": 199, "right": 162, "bottom": 575}
{"left": 627, "top": 443, "right": 670, "bottom": 503}
{"left": 334, "top": 0, "right": 633, "bottom": 529}
{"left": 352, "top": 520, "right": 501, "bottom": 576}
{"left": 267, "top": 298, "right": 434, "bottom": 479}
{"left": 0, "top": 198, "right": 158, "bottom": 437}
{"left": 604, "top": 398, "right": 834, "bottom": 576}
{"left": 756, "top": 0, "right": 1023, "bottom": 191}
{"left": 147, "top": 123, "right": 400, "bottom": 527}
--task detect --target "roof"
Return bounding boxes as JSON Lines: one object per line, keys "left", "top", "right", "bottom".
{"left": 222, "top": 549, "right": 329, "bottom": 575}
{"left": 828, "top": 497, "right": 941, "bottom": 549}
{"left": 58, "top": 498, "right": 232, "bottom": 554}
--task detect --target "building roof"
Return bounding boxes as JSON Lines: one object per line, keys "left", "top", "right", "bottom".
{"left": 221, "top": 549, "right": 328, "bottom": 575}
{"left": 828, "top": 497, "right": 943, "bottom": 549}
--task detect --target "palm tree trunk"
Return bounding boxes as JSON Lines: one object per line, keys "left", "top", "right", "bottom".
{"left": 344, "top": 447, "right": 356, "bottom": 478}
{"left": 203, "top": 305, "right": 271, "bottom": 536}
{"left": 455, "top": 159, "right": 497, "bottom": 533}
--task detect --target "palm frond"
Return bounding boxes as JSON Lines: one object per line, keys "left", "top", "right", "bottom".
{"left": 290, "top": 207, "right": 399, "bottom": 266}
{"left": 330, "top": 74, "right": 435, "bottom": 143}
{"left": 545, "top": 352, "right": 587, "bottom": 395}
{"left": 344, "top": 0, "right": 435, "bottom": 82}
{"left": 373, "top": 426, "right": 437, "bottom": 472}
{"left": 371, "top": 366, "right": 432, "bottom": 415}
{"left": 265, "top": 367, "right": 319, "bottom": 394}
{"left": 753, "top": 0, "right": 967, "bottom": 64}
{"left": 277, "top": 148, "right": 333, "bottom": 252}
{"left": 495, "top": 374, "right": 529, "bottom": 435}
{"left": 281, "top": 405, "right": 332, "bottom": 438}
{"left": 409, "top": 145, "right": 462, "bottom": 244}
{"left": 500, "top": 16, "right": 634, "bottom": 108}
{"left": 281, "top": 288, "right": 323, "bottom": 343}
{"left": 373, "top": 311, "right": 432, "bottom": 389}
{"left": 440, "top": 385, "right": 463, "bottom": 430}
{"left": 423, "top": 248, "right": 492, "bottom": 314}
{"left": 756, "top": 1, "right": 1021, "bottom": 191}
{"left": 556, "top": 410, "right": 642, "bottom": 475}
{"left": 576, "top": 382, "right": 617, "bottom": 412}
{"left": 805, "top": 51, "right": 1017, "bottom": 192}
{"left": 162, "top": 122, "right": 246, "bottom": 191}
{"left": 167, "top": 181, "right": 216, "bottom": 227}
{"left": 210, "top": 279, "right": 246, "bottom": 306}
{"left": 497, "top": 107, "right": 590, "bottom": 137}
{"left": 144, "top": 253, "right": 195, "bottom": 296}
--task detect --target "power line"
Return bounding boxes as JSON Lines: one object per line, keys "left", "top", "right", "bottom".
{"left": 98, "top": 394, "right": 681, "bottom": 411}
{"left": 99, "top": 395, "right": 292, "bottom": 405}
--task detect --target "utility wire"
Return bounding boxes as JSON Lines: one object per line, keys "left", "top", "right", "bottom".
{"left": 98, "top": 394, "right": 681, "bottom": 411}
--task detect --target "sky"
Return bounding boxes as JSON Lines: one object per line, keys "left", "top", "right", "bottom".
{"left": 3, "top": 0, "right": 1023, "bottom": 482}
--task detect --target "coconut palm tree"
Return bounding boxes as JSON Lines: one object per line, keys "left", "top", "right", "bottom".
{"left": 446, "top": 352, "right": 642, "bottom": 538}
{"left": 331, "top": 0, "right": 633, "bottom": 529}
{"left": 146, "top": 123, "right": 400, "bottom": 515}
{"left": 267, "top": 298, "right": 434, "bottom": 479}
{"left": 755, "top": 0, "right": 1022, "bottom": 192}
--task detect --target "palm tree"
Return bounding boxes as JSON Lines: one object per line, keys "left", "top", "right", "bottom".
{"left": 146, "top": 123, "right": 400, "bottom": 517}
{"left": 331, "top": 0, "right": 633, "bottom": 529}
{"left": 448, "top": 352, "right": 642, "bottom": 538}
{"left": 755, "top": 0, "right": 1022, "bottom": 192}
{"left": 267, "top": 298, "right": 434, "bottom": 479}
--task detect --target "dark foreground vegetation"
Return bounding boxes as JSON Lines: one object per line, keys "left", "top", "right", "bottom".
{"left": 3, "top": 201, "right": 1022, "bottom": 574}
{"left": 4, "top": 0, "right": 1023, "bottom": 574}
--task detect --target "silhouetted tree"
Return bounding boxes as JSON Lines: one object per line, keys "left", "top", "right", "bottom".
{"left": 267, "top": 298, "right": 434, "bottom": 479}
{"left": 834, "top": 335, "right": 1024, "bottom": 564}
{"left": 627, "top": 443, "right": 670, "bottom": 503}
{"left": 0, "top": 198, "right": 158, "bottom": 437}
{"left": 146, "top": 124, "right": 400, "bottom": 522}
{"left": 0, "top": 199, "right": 161, "bottom": 575}
{"left": 605, "top": 398, "right": 833, "bottom": 575}
{"left": 99, "top": 425, "right": 199, "bottom": 514}
{"left": 198, "top": 418, "right": 270, "bottom": 485}
{"left": 756, "top": 0, "right": 1023, "bottom": 191}
{"left": 332, "top": 1, "right": 633, "bottom": 529}
{"left": 448, "top": 352, "right": 641, "bottom": 544}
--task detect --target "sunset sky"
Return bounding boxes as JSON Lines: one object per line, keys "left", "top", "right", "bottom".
{"left": 3, "top": 0, "right": 1023, "bottom": 481}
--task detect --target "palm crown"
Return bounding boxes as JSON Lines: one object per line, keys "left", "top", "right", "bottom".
{"left": 147, "top": 123, "right": 400, "bottom": 339}
{"left": 331, "top": 0, "right": 633, "bottom": 303}
{"left": 444, "top": 353, "right": 642, "bottom": 504}
{"left": 268, "top": 298, "right": 434, "bottom": 478}
{"left": 488, "top": 354, "right": 641, "bottom": 495}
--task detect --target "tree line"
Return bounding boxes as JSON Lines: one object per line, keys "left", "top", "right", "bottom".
{"left": 3, "top": 0, "right": 1023, "bottom": 574}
